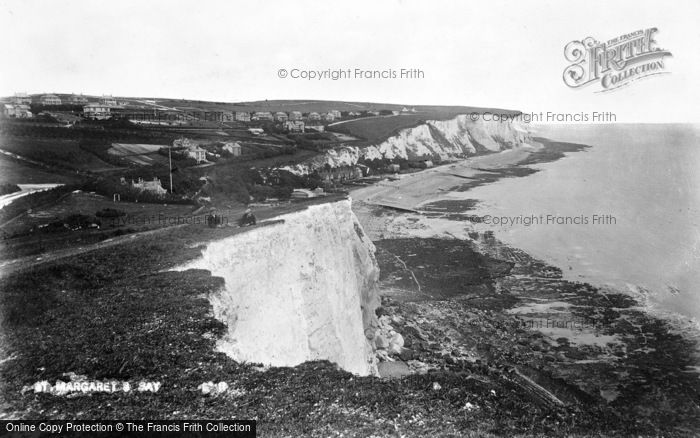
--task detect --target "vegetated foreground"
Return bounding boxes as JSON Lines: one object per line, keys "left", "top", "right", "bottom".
{"left": 1, "top": 206, "right": 698, "bottom": 437}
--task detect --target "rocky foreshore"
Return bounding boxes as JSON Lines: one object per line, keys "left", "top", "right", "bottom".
{"left": 351, "top": 138, "right": 700, "bottom": 435}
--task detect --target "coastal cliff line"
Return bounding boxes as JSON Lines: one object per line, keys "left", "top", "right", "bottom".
{"left": 175, "top": 199, "right": 382, "bottom": 376}
{"left": 283, "top": 115, "right": 531, "bottom": 175}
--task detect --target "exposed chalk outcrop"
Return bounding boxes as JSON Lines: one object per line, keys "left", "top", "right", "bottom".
{"left": 177, "top": 199, "right": 381, "bottom": 376}
{"left": 282, "top": 115, "right": 530, "bottom": 175}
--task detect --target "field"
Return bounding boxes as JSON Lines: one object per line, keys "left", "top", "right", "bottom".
{"left": 0, "top": 136, "right": 117, "bottom": 172}
{"left": 326, "top": 114, "right": 434, "bottom": 144}
{"left": 0, "top": 155, "right": 81, "bottom": 185}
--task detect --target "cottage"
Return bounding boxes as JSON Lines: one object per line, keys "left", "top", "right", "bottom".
{"left": 40, "top": 94, "right": 62, "bottom": 105}
{"left": 289, "top": 111, "right": 303, "bottom": 121}
{"left": 348, "top": 111, "right": 361, "bottom": 116}
{"left": 392, "top": 110, "right": 400, "bottom": 116}
{"left": 100, "top": 95, "right": 117, "bottom": 106}
{"left": 387, "top": 164, "right": 401, "bottom": 173}
{"left": 235, "top": 111, "right": 251, "bottom": 122}
{"left": 131, "top": 177, "right": 167, "bottom": 196}
{"left": 308, "top": 112, "right": 321, "bottom": 121}
{"left": 83, "top": 103, "right": 111, "bottom": 120}
{"left": 223, "top": 141, "right": 242, "bottom": 157}
{"left": 13, "top": 93, "right": 32, "bottom": 105}
{"left": 248, "top": 128, "right": 264, "bottom": 135}
{"left": 274, "top": 111, "right": 289, "bottom": 122}
{"left": 322, "top": 112, "right": 335, "bottom": 122}
{"left": 253, "top": 111, "right": 273, "bottom": 121}
{"left": 367, "top": 110, "right": 380, "bottom": 116}
{"left": 329, "top": 110, "right": 341, "bottom": 119}
{"left": 284, "top": 120, "right": 305, "bottom": 133}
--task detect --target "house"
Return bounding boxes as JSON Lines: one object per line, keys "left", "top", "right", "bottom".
{"left": 235, "top": 111, "right": 251, "bottom": 122}
{"left": 223, "top": 141, "right": 242, "bottom": 157}
{"left": 308, "top": 112, "right": 321, "bottom": 121}
{"left": 284, "top": 120, "right": 305, "bottom": 133}
{"left": 322, "top": 112, "right": 335, "bottom": 122}
{"left": 40, "top": 94, "right": 62, "bottom": 105}
{"left": 83, "top": 103, "right": 112, "bottom": 119}
{"left": 3, "top": 104, "right": 32, "bottom": 118}
{"left": 392, "top": 110, "right": 400, "bottom": 116}
{"left": 186, "top": 146, "right": 207, "bottom": 163}
{"left": 387, "top": 164, "right": 401, "bottom": 173}
{"left": 401, "top": 107, "right": 410, "bottom": 113}
{"left": 12, "top": 93, "right": 32, "bottom": 105}
{"left": 275, "top": 111, "right": 289, "bottom": 122}
{"left": 132, "top": 177, "right": 167, "bottom": 196}
{"left": 248, "top": 128, "right": 264, "bottom": 135}
{"left": 329, "top": 110, "right": 341, "bottom": 119}
{"left": 70, "top": 94, "right": 88, "bottom": 104}
{"left": 100, "top": 95, "right": 117, "bottom": 106}
{"left": 172, "top": 137, "right": 206, "bottom": 163}
{"left": 253, "top": 111, "right": 273, "bottom": 121}
{"left": 348, "top": 111, "right": 361, "bottom": 116}
{"left": 305, "top": 123, "right": 325, "bottom": 133}
{"left": 289, "top": 111, "right": 303, "bottom": 121}
{"left": 367, "top": 110, "right": 380, "bottom": 116}
{"left": 420, "top": 160, "right": 434, "bottom": 168}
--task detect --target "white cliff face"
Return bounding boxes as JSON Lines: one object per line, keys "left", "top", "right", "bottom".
{"left": 282, "top": 115, "right": 530, "bottom": 175}
{"left": 177, "top": 199, "right": 380, "bottom": 376}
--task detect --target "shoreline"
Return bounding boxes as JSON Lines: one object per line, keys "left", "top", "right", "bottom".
{"left": 351, "top": 139, "right": 700, "bottom": 434}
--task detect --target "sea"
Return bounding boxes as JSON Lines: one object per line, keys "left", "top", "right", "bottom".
{"left": 462, "top": 124, "right": 700, "bottom": 327}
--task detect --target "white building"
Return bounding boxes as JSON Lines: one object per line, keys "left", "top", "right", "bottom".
{"left": 100, "top": 95, "right": 118, "bottom": 106}
{"left": 83, "top": 103, "right": 111, "bottom": 119}
{"left": 13, "top": 93, "right": 32, "bottom": 105}
{"left": 235, "top": 111, "right": 251, "bottom": 122}
{"left": 223, "top": 141, "right": 242, "bottom": 156}
{"left": 132, "top": 177, "right": 167, "bottom": 196}
{"left": 284, "top": 120, "right": 305, "bottom": 133}
{"left": 308, "top": 112, "right": 321, "bottom": 121}
{"left": 3, "top": 104, "right": 32, "bottom": 118}
{"left": 289, "top": 111, "right": 303, "bottom": 121}
{"left": 253, "top": 111, "right": 273, "bottom": 121}
{"left": 40, "top": 94, "right": 62, "bottom": 105}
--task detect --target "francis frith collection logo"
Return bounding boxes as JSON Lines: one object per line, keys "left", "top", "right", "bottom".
{"left": 563, "top": 28, "right": 672, "bottom": 92}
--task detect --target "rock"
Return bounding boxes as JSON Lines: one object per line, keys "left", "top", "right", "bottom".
{"left": 407, "top": 360, "right": 430, "bottom": 374}
{"left": 378, "top": 361, "right": 411, "bottom": 378}
{"left": 375, "top": 334, "right": 389, "bottom": 349}
{"left": 432, "top": 382, "right": 442, "bottom": 391}
{"left": 388, "top": 333, "right": 405, "bottom": 354}
{"left": 364, "top": 327, "right": 376, "bottom": 340}
{"left": 399, "top": 349, "right": 415, "bottom": 361}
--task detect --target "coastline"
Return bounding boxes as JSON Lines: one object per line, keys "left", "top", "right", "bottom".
{"left": 351, "top": 138, "right": 700, "bottom": 434}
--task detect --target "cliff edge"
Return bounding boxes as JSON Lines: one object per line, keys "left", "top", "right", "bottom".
{"left": 177, "top": 199, "right": 381, "bottom": 376}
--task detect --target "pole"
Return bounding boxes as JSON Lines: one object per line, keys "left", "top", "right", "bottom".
{"left": 169, "top": 146, "right": 173, "bottom": 194}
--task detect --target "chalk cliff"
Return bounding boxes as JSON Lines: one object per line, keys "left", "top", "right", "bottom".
{"left": 283, "top": 115, "right": 530, "bottom": 175}
{"left": 177, "top": 199, "right": 381, "bottom": 376}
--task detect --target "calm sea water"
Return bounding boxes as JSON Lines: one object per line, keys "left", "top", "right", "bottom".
{"left": 464, "top": 124, "right": 700, "bottom": 323}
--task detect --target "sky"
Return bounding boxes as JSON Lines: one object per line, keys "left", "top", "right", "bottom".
{"left": 1, "top": 0, "right": 699, "bottom": 122}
